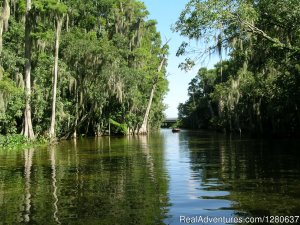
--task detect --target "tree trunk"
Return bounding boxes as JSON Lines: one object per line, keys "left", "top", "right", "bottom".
{"left": 0, "top": 0, "right": 10, "bottom": 55}
{"left": 139, "top": 58, "right": 165, "bottom": 134}
{"left": 208, "top": 100, "right": 215, "bottom": 118}
{"left": 108, "top": 119, "right": 111, "bottom": 136}
{"left": 49, "top": 18, "right": 63, "bottom": 139}
{"left": 139, "top": 84, "right": 156, "bottom": 134}
{"left": 73, "top": 88, "right": 78, "bottom": 138}
{"left": 72, "top": 90, "right": 78, "bottom": 139}
{"left": 0, "top": 17, "right": 3, "bottom": 55}
{"left": 22, "top": 0, "right": 34, "bottom": 140}
{"left": 66, "top": 13, "right": 69, "bottom": 32}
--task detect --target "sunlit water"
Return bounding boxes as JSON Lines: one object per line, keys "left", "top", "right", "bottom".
{"left": 1, "top": 129, "right": 300, "bottom": 224}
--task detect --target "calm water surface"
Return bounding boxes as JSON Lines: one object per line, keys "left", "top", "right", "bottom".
{"left": 1, "top": 129, "right": 300, "bottom": 224}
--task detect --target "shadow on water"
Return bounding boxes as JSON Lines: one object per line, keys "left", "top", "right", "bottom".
{"left": 1, "top": 130, "right": 300, "bottom": 224}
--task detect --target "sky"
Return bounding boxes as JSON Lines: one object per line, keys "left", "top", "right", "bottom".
{"left": 142, "top": 0, "right": 220, "bottom": 118}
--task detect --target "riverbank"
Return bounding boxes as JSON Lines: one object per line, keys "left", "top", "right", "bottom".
{"left": 176, "top": 126, "right": 300, "bottom": 140}
{"left": 0, "top": 134, "right": 48, "bottom": 150}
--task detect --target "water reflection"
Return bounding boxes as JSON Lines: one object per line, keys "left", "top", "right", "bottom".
{"left": 23, "top": 148, "right": 34, "bottom": 222}
{"left": 138, "top": 135, "right": 155, "bottom": 181}
{"left": 50, "top": 146, "right": 60, "bottom": 224}
{"left": 162, "top": 129, "right": 300, "bottom": 224}
{"left": 0, "top": 131, "right": 300, "bottom": 224}
{"left": 0, "top": 135, "right": 170, "bottom": 224}
{"left": 176, "top": 130, "right": 300, "bottom": 222}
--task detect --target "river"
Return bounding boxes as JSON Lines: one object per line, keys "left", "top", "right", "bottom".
{"left": 0, "top": 129, "right": 300, "bottom": 224}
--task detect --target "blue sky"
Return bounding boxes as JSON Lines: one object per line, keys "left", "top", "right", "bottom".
{"left": 142, "top": 0, "right": 220, "bottom": 118}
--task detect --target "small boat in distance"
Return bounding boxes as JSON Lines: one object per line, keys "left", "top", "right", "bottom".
{"left": 172, "top": 128, "right": 180, "bottom": 133}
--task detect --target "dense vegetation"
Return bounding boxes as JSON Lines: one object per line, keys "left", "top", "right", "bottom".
{"left": 0, "top": 0, "right": 168, "bottom": 141}
{"left": 176, "top": 0, "right": 300, "bottom": 136}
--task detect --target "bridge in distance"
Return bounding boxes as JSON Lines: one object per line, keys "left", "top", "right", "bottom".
{"left": 161, "top": 118, "right": 177, "bottom": 128}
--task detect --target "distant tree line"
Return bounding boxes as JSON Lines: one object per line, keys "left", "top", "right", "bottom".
{"left": 0, "top": 0, "right": 168, "bottom": 141}
{"left": 175, "top": 0, "right": 300, "bottom": 136}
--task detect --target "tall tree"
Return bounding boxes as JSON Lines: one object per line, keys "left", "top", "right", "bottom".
{"left": 139, "top": 54, "right": 166, "bottom": 134}
{"left": 49, "top": 1, "right": 67, "bottom": 139}
{"left": 22, "top": 0, "right": 35, "bottom": 139}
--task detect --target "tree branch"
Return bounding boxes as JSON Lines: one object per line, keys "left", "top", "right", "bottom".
{"left": 238, "top": 16, "right": 300, "bottom": 53}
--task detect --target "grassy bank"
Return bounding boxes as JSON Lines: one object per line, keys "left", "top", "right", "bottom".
{"left": 0, "top": 134, "right": 48, "bottom": 150}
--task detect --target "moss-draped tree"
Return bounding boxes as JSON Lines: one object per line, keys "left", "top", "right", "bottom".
{"left": 176, "top": 0, "right": 300, "bottom": 135}
{"left": 0, "top": 0, "right": 168, "bottom": 140}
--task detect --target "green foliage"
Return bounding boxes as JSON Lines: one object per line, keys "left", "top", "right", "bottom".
{"left": 0, "top": 134, "right": 27, "bottom": 148}
{"left": 171, "top": 120, "right": 182, "bottom": 129}
{"left": 0, "top": 75, "right": 24, "bottom": 134}
{"left": 176, "top": 0, "right": 300, "bottom": 135}
{"left": 0, "top": 0, "right": 168, "bottom": 140}
{"left": 0, "top": 134, "right": 48, "bottom": 149}
{"left": 109, "top": 118, "right": 128, "bottom": 135}
{"left": 32, "top": 0, "right": 68, "bottom": 15}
